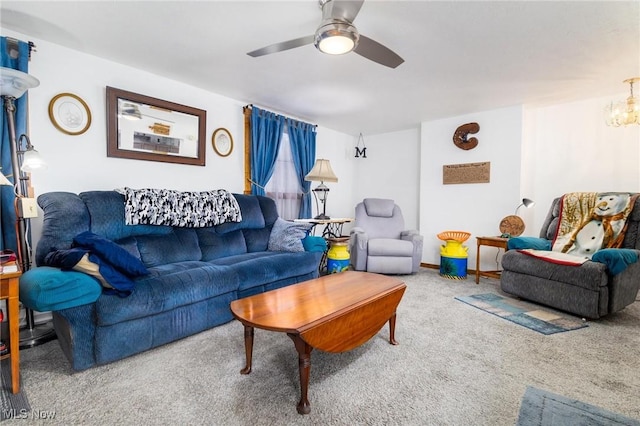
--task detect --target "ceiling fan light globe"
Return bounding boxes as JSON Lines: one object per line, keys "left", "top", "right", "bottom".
{"left": 314, "top": 22, "right": 359, "bottom": 55}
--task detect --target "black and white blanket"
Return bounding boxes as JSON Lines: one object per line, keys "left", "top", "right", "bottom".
{"left": 118, "top": 187, "right": 242, "bottom": 228}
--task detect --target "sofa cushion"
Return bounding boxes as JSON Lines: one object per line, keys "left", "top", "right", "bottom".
{"left": 95, "top": 262, "right": 239, "bottom": 326}
{"left": 209, "top": 251, "right": 320, "bottom": 292}
{"left": 36, "top": 192, "right": 90, "bottom": 266}
{"left": 364, "top": 198, "right": 395, "bottom": 218}
{"left": 136, "top": 229, "right": 202, "bottom": 267}
{"left": 197, "top": 229, "right": 247, "bottom": 261}
{"left": 268, "top": 218, "right": 312, "bottom": 252}
{"left": 501, "top": 250, "right": 608, "bottom": 290}
{"left": 243, "top": 228, "right": 272, "bottom": 252}
{"left": 368, "top": 239, "right": 414, "bottom": 257}
{"left": 215, "top": 194, "right": 265, "bottom": 234}
{"left": 20, "top": 266, "right": 102, "bottom": 312}
{"left": 79, "top": 191, "right": 172, "bottom": 241}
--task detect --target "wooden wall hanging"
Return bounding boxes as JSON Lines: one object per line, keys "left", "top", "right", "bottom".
{"left": 453, "top": 122, "right": 480, "bottom": 150}
{"left": 443, "top": 162, "right": 490, "bottom": 184}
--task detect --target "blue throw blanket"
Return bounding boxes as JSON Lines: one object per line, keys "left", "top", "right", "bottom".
{"left": 44, "top": 231, "right": 149, "bottom": 297}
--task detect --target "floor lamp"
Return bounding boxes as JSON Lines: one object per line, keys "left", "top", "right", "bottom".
{"left": 0, "top": 66, "right": 57, "bottom": 348}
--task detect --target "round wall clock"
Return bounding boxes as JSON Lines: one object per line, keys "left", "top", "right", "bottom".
{"left": 212, "top": 128, "right": 233, "bottom": 157}
{"left": 48, "top": 93, "right": 92, "bottom": 135}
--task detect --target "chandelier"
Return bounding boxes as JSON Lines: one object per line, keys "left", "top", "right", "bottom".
{"left": 604, "top": 77, "right": 640, "bottom": 127}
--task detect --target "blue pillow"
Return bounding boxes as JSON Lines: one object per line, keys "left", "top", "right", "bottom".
{"left": 591, "top": 249, "right": 639, "bottom": 275}
{"left": 507, "top": 237, "right": 552, "bottom": 251}
{"left": 20, "top": 266, "right": 102, "bottom": 311}
{"left": 73, "top": 231, "right": 148, "bottom": 277}
{"left": 302, "top": 236, "right": 327, "bottom": 253}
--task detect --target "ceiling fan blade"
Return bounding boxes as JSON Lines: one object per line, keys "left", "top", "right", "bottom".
{"left": 325, "top": 0, "right": 365, "bottom": 23}
{"left": 353, "top": 35, "right": 404, "bottom": 69}
{"left": 247, "top": 35, "right": 315, "bottom": 57}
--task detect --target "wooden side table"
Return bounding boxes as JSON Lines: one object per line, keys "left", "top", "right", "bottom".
{"left": 475, "top": 236, "right": 509, "bottom": 284}
{"left": 0, "top": 267, "right": 21, "bottom": 393}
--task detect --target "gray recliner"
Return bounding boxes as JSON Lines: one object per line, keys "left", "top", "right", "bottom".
{"left": 501, "top": 195, "right": 640, "bottom": 319}
{"left": 349, "top": 198, "right": 423, "bottom": 274}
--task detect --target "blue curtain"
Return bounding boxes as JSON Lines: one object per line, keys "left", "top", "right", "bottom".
{"left": 0, "top": 37, "right": 30, "bottom": 253}
{"left": 287, "top": 119, "right": 316, "bottom": 218}
{"left": 250, "top": 107, "right": 283, "bottom": 196}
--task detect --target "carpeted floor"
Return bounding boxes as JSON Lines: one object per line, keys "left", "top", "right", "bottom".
{"left": 4, "top": 268, "right": 640, "bottom": 425}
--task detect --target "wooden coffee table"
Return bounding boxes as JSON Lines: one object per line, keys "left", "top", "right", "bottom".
{"left": 230, "top": 271, "right": 406, "bottom": 414}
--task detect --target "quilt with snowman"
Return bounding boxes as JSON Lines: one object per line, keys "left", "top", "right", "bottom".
{"left": 516, "top": 192, "right": 639, "bottom": 271}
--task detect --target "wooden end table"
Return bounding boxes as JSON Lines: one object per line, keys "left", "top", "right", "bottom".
{"left": 0, "top": 267, "right": 21, "bottom": 393}
{"left": 230, "top": 271, "right": 406, "bottom": 414}
{"left": 475, "top": 236, "right": 509, "bottom": 284}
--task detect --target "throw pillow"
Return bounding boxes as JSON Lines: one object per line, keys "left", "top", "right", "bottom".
{"left": 591, "top": 249, "right": 639, "bottom": 275}
{"left": 72, "top": 231, "right": 148, "bottom": 277}
{"left": 268, "top": 218, "right": 313, "bottom": 252}
{"left": 507, "top": 237, "right": 552, "bottom": 251}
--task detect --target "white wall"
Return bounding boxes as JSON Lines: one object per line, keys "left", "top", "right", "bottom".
{"left": 523, "top": 94, "right": 640, "bottom": 234}
{"left": 350, "top": 128, "right": 421, "bottom": 230}
{"left": 4, "top": 30, "right": 356, "bottom": 246}
{"left": 420, "top": 106, "right": 524, "bottom": 270}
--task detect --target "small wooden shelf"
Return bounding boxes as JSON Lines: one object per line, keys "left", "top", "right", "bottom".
{"left": 475, "top": 236, "right": 509, "bottom": 284}
{"left": 0, "top": 267, "right": 21, "bottom": 393}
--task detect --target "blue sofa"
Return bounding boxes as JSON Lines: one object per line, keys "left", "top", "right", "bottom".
{"left": 20, "top": 190, "right": 324, "bottom": 371}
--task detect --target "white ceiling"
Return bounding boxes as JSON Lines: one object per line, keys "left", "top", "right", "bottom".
{"left": 1, "top": 1, "right": 639, "bottom": 135}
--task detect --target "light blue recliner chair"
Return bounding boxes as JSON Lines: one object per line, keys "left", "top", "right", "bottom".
{"left": 349, "top": 198, "right": 423, "bottom": 274}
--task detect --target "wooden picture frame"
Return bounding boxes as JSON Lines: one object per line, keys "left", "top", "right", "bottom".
{"left": 212, "top": 128, "right": 233, "bottom": 157}
{"left": 106, "top": 86, "right": 206, "bottom": 166}
{"left": 48, "top": 93, "right": 92, "bottom": 135}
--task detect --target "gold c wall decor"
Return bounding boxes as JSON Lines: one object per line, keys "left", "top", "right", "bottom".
{"left": 453, "top": 122, "right": 480, "bottom": 150}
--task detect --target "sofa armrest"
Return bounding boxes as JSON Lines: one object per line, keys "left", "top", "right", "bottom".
{"left": 349, "top": 227, "right": 368, "bottom": 271}
{"left": 607, "top": 249, "right": 640, "bottom": 313}
{"left": 401, "top": 230, "right": 424, "bottom": 272}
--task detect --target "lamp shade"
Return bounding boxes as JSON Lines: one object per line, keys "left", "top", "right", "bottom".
{"left": 0, "top": 67, "right": 39, "bottom": 98}
{"left": 305, "top": 159, "right": 338, "bottom": 183}
{"left": 21, "top": 147, "right": 47, "bottom": 172}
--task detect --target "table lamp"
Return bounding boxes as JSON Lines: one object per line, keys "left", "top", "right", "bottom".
{"left": 304, "top": 159, "right": 338, "bottom": 219}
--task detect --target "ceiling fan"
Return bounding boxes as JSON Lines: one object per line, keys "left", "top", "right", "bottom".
{"left": 247, "top": 0, "right": 404, "bottom": 69}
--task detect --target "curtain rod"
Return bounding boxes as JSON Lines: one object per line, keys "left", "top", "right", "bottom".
{"left": 5, "top": 37, "right": 36, "bottom": 60}
{"left": 243, "top": 104, "right": 317, "bottom": 128}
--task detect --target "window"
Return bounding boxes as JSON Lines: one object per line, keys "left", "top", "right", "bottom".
{"left": 265, "top": 131, "right": 302, "bottom": 220}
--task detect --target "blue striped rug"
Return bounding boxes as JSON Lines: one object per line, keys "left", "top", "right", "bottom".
{"left": 517, "top": 386, "right": 640, "bottom": 425}
{"left": 455, "top": 293, "right": 588, "bottom": 335}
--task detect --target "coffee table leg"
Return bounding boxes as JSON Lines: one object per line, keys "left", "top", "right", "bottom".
{"left": 240, "top": 325, "right": 254, "bottom": 374}
{"left": 288, "top": 333, "right": 313, "bottom": 415}
{"left": 389, "top": 313, "right": 399, "bottom": 345}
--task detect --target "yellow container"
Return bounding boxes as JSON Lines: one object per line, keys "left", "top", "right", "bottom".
{"left": 327, "top": 241, "right": 350, "bottom": 274}
{"left": 439, "top": 240, "right": 468, "bottom": 280}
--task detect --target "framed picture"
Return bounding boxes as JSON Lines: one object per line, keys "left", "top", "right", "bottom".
{"left": 48, "top": 93, "right": 92, "bottom": 135}
{"left": 106, "top": 87, "right": 207, "bottom": 166}
{"left": 212, "top": 128, "right": 233, "bottom": 157}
